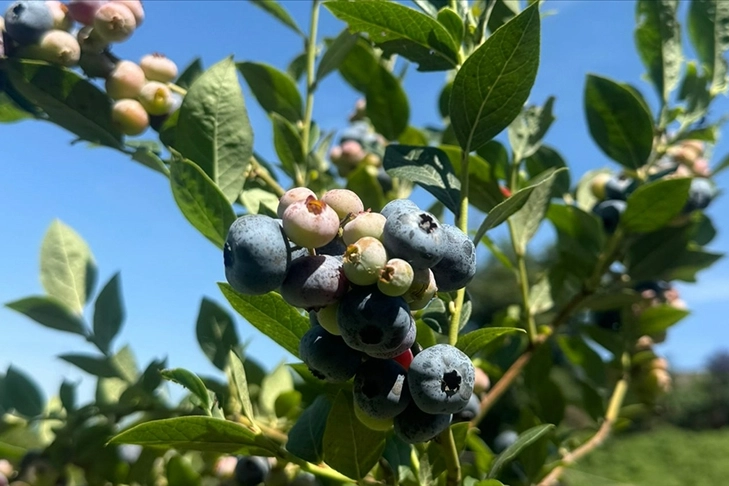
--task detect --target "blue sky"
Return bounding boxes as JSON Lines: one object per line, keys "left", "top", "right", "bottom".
{"left": 1, "top": 1, "right": 728, "bottom": 404}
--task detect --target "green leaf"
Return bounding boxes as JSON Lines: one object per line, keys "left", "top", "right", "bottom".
{"left": 175, "top": 58, "right": 204, "bottom": 90}
{"left": 111, "top": 344, "right": 139, "bottom": 384}
{"left": 713, "top": 151, "right": 729, "bottom": 176}
{"left": 626, "top": 226, "right": 690, "bottom": 280}
{"left": 323, "top": 391, "right": 388, "bottom": 481}
{"left": 508, "top": 96, "right": 556, "bottom": 161}
{"left": 487, "top": 424, "right": 555, "bottom": 478}
{"left": 316, "top": 29, "right": 359, "bottom": 85}
{"left": 688, "top": 0, "right": 729, "bottom": 96}
{"left": 130, "top": 145, "right": 169, "bottom": 176}
{"left": 0, "top": 91, "right": 31, "bottom": 123}
{"left": 286, "top": 395, "right": 331, "bottom": 463}
{"left": 259, "top": 363, "right": 294, "bottom": 416}
{"left": 665, "top": 248, "right": 723, "bottom": 282}
{"left": 196, "top": 297, "right": 239, "bottom": 371}
{"left": 272, "top": 112, "right": 305, "bottom": 180}
{"left": 161, "top": 368, "right": 212, "bottom": 413}
{"left": 633, "top": 305, "right": 689, "bottom": 337}
{"left": 556, "top": 335, "right": 606, "bottom": 386}
{"left": 365, "top": 64, "right": 410, "bottom": 140}
{"left": 39, "top": 219, "right": 96, "bottom": 314}
{"left": 109, "top": 416, "right": 272, "bottom": 455}
{"left": 92, "top": 273, "right": 124, "bottom": 355}
{"left": 437, "top": 8, "right": 465, "bottom": 46}
{"left": 427, "top": 422, "right": 470, "bottom": 478}
{"left": 584, "top": 75, "right": 654, "bottom": 169}
{"left": 5, "top": 60, "right": 123, "bottom": 149}
{"left": 529, "top": 276, "right": 553, "bottom": 315}
{"left": 175, "top": 57, "right": 253, "bottom": 203}
{"left": 383, "top": 145, "right": 461, "bottom": 216}
{"left": 635, "top": 0, "right": 682, "bottom": 103}
{"left": 218, "top": 284, "right": 310, "bottom": 358}
{"left": 621, "top": 177, "right": 691, "bottom": 232}
{"left": 238, "top": 62, "right": 303, "bottom": 123}
{"left": 440, "top": 145, "right": 503, "bottom": 213}
{"left": 456, "top": 327, "right": 526, "bottom": 357}
{"left": 337, "top": 38, "right": 380, "bottom": 93}
{"left": 166, "top": 455, "right": 201, "bottom": 486}
{"left": 4, "top": 366, "right": 45, "bottom": 417}
{"left": 579, "top": 290, "right": 643, "bottom": 311}
{"left": 250, "top": 0, "right": 303, "bottom": 36}
{"left": 169, "top": 156, "right": 236, "bottom": 249}
{"left": 345, "top": 164, "right": 387, "bottom": 213}
{"left": 525, "top": 145, "right": 571, "bottom": 197}
{"left": 677, "top": 62, "right": 711, "bottom": 125}
{"left": 59, "top": 353, "right": 120, "bottom": 378}
{"left": 324, "top": 1, "right": 460, "bottom": 72}
{"left": 59, "top": 380, "right": 76, "bottom": 412}
{"left": 226, "top": 349, "right": 255, "bottom": 424}
{"left": 5, "top": 296, "right": 86, "bottom": 335}
{"left": 450, "top": 3, "right": 541, "bottom": 152}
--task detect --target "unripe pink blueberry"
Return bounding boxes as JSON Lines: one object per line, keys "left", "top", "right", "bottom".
{"left": 111, "top": 98, "right": 148, "bottom": 135}
{"left": 282, "top": 196, "right": 340, "bottom": 249}
{"left": 140, "top": 52, "right": 178, "bottom": 83}
{"left": 406, "top": 268, "right": 437, "bottom": 310}
{"left": 68, "top": 0, "right": 106, "bottom": 26}
{"left": 46, "top": 1, "right": 73, "bottom": 30}
{"left": 93, "top": 2, "right": 135, "bottom": 43}
{"left": 342, "top": 211, "right": 386, "bottom": 245}
{"left": 377, "top": 258, "right": 414, "bottom": 297}
{"left": 343, "top": 236, "right": 388, "bottom": 286}
{"left": 19, "top": 29, "right": 80, "bottom": 66}
{"left": 340, "top": 139, "right": 365, "bottom": 165}
{"left": 329, "top": 145, "right": 343, "bottom": 164}
{"left": 111, "top": 0, "right": 143, "bottom": 25}
{"left": 473, "top": 367, "right": 490, "bottom": 394}
{"left": 106, "top": 60, "right": 145, "bottom": 100}
{"left": 277, "top": 187, "right": 316, "bottom": 219}
{"left": 316, "top": 302, "right": 341, "bottom": 336}
{"left": 321, "top": 189, "right": 364, "bottom": 221}
{"left": 138, "top": 81, "right": 175, "bottom": 115}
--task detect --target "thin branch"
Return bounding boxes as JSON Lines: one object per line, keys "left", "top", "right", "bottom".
{"left": 439, "top": 427, "right": 462, "bottom": 486}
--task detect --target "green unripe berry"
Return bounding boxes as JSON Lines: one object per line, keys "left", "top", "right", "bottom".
{"left": 19, "top": 29, "right": 80, "bottom": 66}
{"left": 93, "top": 2, "right": 135, "bottom": 43}
{"left": 353, "top": 399, "right": 393, "bottom": 431}
{"left": 321, "top": 189, "right": 364, "bottom": 221}
{"left": 111, "top": 98, "right": 148, "bottom": 135}
{"left": 590, "top": 172, "right": 611, "bottom": 200}
{"left": 140, "top": 52, "right": 178, "bottom": 82}
{"left": 138, "top": 81, "right": 175, "bottom": 115}
{"left": 342, "top": 211, "right": 386, "bottom": 245}
{"left": 377, "top": 258, "right": 414, "bottom": 297}
{"left": 316, "top": 302, "right": 340, "bottom": 336}
{"left": 106, "top": 60, "right": 145, "bottom": 100}
{"left": 343, "top": 237, "right": 388, "bottom": 286}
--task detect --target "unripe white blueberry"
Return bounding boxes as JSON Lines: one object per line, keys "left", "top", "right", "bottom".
{"left": 111, "top": 98, "right": 149, "bottom": 135}
{"left": 342, "top": 211, "right": 386, "bottom": 244}
{"left": 343, "top": 236, "right": 388, "bottom": 286}
{"left": 321, "top": 188, "right": 364, "bottom": 221}
{"left": 377, "top": 258, "right": 414, "bottom": 297}
{"left": 277, "top": 187, "right": 316, "bottom": 219}
{"left": 106, "top": 60, "right": 145, "bottom": 100}
{"left": 111, "top": 0, "right": 143, "bottom": 25}
{"left": 46, "top": 1, "right": 73, "bottom": 30}
{"left": 282, "top": 196, "right": 340, "bottom": 249}
{"left": 93, "top": 2, "right": 136, "bottom": 43}
{"left": 140, "top": 52, "right": 178, "bottom": 83}
{"left": 19, "top": 29, "right": 81, "bottom": 66}
{"left": 138, "top": 81, "right": 175, "bottom": 115}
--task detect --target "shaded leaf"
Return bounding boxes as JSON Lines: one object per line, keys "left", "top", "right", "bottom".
{"left": 508, "top": 96, "right": 556, "bottom": 161}
{"left": 286, "top": 395, "right": 331, "bottom": 463}
{"left": 316, "top": 29, "right": 359, "bottom": 85}
{"left": 238, "top": 62, "right": 303, "bottom": 123}
{"left": 622, "top": 177, "right": 690, "bottom": 232}
{"left": 59, "top": 353, "right": 120, "bottom": 378}
{"left": 5, "top": 296, "right": 86, "bottom": 335}
{"left": 175, "top": 58, "right": 204, "bottom": 90}
{"left": 633, "top": 305, "right": 689, "bottom": 337}
{"left": 93, "top": 273, "right": 124, "bottom": 355}
{"left": 456, "top": 327, "right": 526, "bottom": 357}
{"left": 4, "top": 366, "right": 45, "bottom": 417}
{"left": 161, "top": 368, "right": 212, "bottom": 413}
{"left": 365, "top": 65, "right": 409, "bottom": 140}
{"left": 272, "top": 112, "right": 304, "bottom": 180}
{"left": 196, "top": 297, "right": 239, "bottom": 371}
{"left": 487, "top": 424, "right": 555, "bottom": 478}
{"left": 226, "top": 349, "right": 255, "bottom": 424}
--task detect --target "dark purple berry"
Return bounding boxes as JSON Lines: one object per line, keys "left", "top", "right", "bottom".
{"left": 280, "top": 255, "right": 349, "bottom": 310}
{"left": 299, "top": 326, "right": 362, "bottom": 383}
{"left": 353, "top": 359, "right": 411, "bottom": 419}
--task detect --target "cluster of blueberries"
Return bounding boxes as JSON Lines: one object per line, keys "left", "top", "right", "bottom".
{"left": 1, "top": 0, "right": 180, "bottom": 136}
{"left": 224, "top": 189, "right": 480, "bottom": 443}
{"left": 591, "top": 172, "right": 716, "bottom": 233}
{"left": 329, "top": 121, "right": 393, "bottom": 192}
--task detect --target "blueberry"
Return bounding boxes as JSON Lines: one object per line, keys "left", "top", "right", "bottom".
{"left": 451, "top": 393, "right": 479, "bottom": 423}
{"left": 321, "top": 189, "right": 364, "bottom": 221}
{"left": 277, "top": 187, "right": 316, "bottom": 219}
{"left": 408, "top": 344, "right": 475, "bottom": 414}
{"left": 18, "top": 29, "right": 81, "bottom": 67}
{"left": 290, "top": 473, "right": 318, "bottom": 486}
{"left": 138, "top": 81, "right": 175, "bottom": 116}
{"left": 405, "top": 268, "right": 438, "bottom": 310}
{"left": 299, "top": 325, "right": 362, "bottom": 382}
{"left": 343, "top": 237, "right": 388, "bottom": 286}
{"left": 4, "top": 1, "right": 53, "bottom": 45}
{"left": 383, "top": 210, "right": 445, "bottom": 270}
{"left": 604, "top": 174, "right": 637, "bottom": 201}
{"left": 140, "top": 53, "right": 178, "bottom": 83}
{"left": 494, "top": 430, "right": 519, "bottom": 453}
{"left": 683, "top": 177, "right": 715, "bottom": 213}
{"left": 380, "top": 199, "right": 419, "bottom": 220}
{"left": 393, "top": 348, "right": 414, "bottom": 370}
{"left": 378, "top": 258, "right": 414, "bottom": 297}
{"left": 280, "top": 255, "right": 349, "bottom": 310}
{"left": 431, "top": 224, "right": 476, "bottom": 292}
{"left": 354, "top": 359, "right": 411, "bottom": 419}
{"left": 111, "top": 99, "right": 149, "bottom": 136}
{"left": 377, "top": 167, "right": 393, "bottom": 193}
{"left": 342, "top": 212, "right": 387, "bottom": 245}
{"left": 235, "top": 456, "right": 270, "bottom": 486}
{"left": 0, "top": 472, "right": 6, "bottom": 486}
{"left": 393, "top": 401, "right": 452, "bottom": 444}
{"left": 594, "top": 309, "right": 621, "bottom": 331}
{"left": 592, "top": 199, "right": 626, "bottom": 234}
{"left": 93, "top": 2, "right": 137, "bottom": 43}
{"left": 67, "top": 0, "right": 106, "bottom": 27}
{"left": 106, "top": 60, "right": 146, "bottom": 100}
{"left": 315, "top": 236, "right": 347, "bottom": 257}
{"left": 224, "top": 215, "right": 292, "bottom": 295}
{"left": 282, "top": 196, "right": 340, "bottom": 249}
{"left": 338, "top": 286, "right": 415, "bottom": 359}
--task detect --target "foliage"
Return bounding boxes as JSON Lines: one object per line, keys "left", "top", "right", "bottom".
{"left": 0, "top": 0, "right": 728, "bottom": 485}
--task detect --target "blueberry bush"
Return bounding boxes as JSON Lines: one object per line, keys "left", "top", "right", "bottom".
{"left": 0, "top": 0, "right": 727, "bottom": 485}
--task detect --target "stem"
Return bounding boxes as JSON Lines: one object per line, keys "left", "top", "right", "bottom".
{"left": 300, "top": 0, "right": 320, "bottom": 187}
{"left": 448, "top": 149, "right": 471, "bottom": 346}
{"left": 167, "top": 82, "right": 187, "bottom": 96}
{"left": 514, "top": 242, "right": 538, "bottom": 343}
{"left": 410, "top": 449, "right": 422, "bottom": 486}
{"left": 250, "top": 156, "right": 286, "bottom": 197}
{"left": 537, "top": 371, "right": 629, "bottom": 486}
{"left": 440, "top": 427, "right": 462, "bottom": 486}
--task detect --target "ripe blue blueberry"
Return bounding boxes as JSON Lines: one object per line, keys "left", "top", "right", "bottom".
{"left": 315, "top": 236, "right": 347, "bottom": 258}
{"left": 393, "top": 402, "right": 452, "bottom": 444}
{"left": 451, "top": 393, "right": 479, "bottom": 423}
{"left": 383, "top": 210, "right": 444, "bottom": 270}
{"left": 4, "top": 1, "right": 53, "bottom": 45}
{"left": 604, "top": 174, "right": 637, "bottom": 201}
{"left": 224, "top": 215, "right": 292, "bottom": 295}
{"left": 431, "top": 224, "right": 476, "bottom": 292}
{"left": 408, "top": 344, "right": 475, "bottom": 414}
{"left": 280, "top": 255, "right": 349, "bottom": 310}
{"left": 235, "top": 456, "right": 270, "bottom": 486}
{"left": 353, "top": 358, "right": 411, "bottom": 419}
{"left": 380, "top": 199, "right": 418, "bottom": 220}
{"left": 299, "top": 325, "right": 362, "bottom": 383}
{"left": 494, "top": 430, "right": 519, "bottom": 453}
{"left": 338, "top": 286, "right": 416, "bottom": 359}
{"left": 592, "top": 199, "right": 626, "bottom": 234}
{"left": 683, "top": 177, "right": 715, "bottom": 213}
{"left": 594, "top": 309, "right": 621, "bottom": 331}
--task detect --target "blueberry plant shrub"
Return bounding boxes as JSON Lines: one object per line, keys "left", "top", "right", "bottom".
{"left": 0, "top": 0, "right": 727, "bottom": 485}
